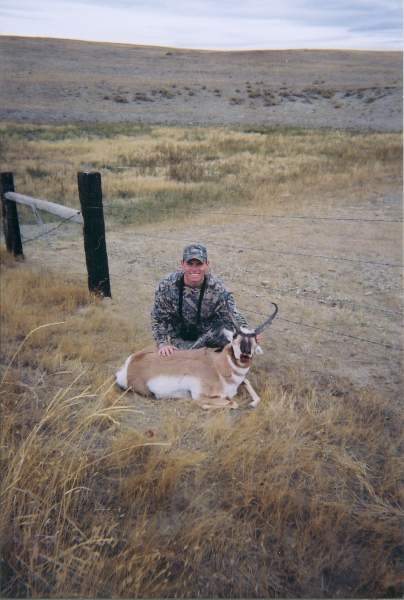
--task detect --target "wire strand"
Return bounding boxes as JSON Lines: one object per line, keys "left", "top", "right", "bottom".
{"left": 131, "top": 280, "right": 402, "bottom": 352}
{"left": 239, "top": 306, "right": 402, "bottom": 351}
{"left": 90, "top": 202, "right": 404, "bottom": 224}
{"left": 129, "top": 231, "right": 404, "bottom": 268}
{"left": 21, "top": 214, "right": 80, "bottom": 244}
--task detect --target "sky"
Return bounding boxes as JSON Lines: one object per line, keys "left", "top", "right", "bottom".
{"left": 0, "top": 0, "right": 402, "bottom": 51}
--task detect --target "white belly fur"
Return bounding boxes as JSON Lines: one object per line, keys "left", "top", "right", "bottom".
{"left": 147, "top": 375, "right": 202, "bottom": 399}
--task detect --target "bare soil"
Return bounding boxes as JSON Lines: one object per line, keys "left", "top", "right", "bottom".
{"left": 0, "top": 36, "right": 402, "bottom": 131}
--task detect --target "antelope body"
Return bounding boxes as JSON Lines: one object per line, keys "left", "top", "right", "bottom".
{"left": 116, "top": 303, "right": 278, "bottom": 410}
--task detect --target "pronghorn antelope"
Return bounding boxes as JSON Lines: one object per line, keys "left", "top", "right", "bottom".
{"left": 116, "top": 303, "right": 278, "bottom": 410}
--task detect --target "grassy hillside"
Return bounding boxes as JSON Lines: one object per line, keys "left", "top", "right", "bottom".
{"left": 1, "top": 36, "right": 402, "bottom": 131}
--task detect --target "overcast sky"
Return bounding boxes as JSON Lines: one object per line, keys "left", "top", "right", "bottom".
{"left": 0, "top": 0, "right": 402, "bottom": 50}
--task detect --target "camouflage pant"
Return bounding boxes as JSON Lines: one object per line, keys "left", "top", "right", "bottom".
{"left": 171, "top": 323, "right": 229, "bottom": 350}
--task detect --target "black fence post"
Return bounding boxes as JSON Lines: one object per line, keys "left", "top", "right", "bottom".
{"left": 1, "top": 172, "right": 24, "bottom": 258}
{"left": 77, "top": 171, "right": 111, "bottom": 298}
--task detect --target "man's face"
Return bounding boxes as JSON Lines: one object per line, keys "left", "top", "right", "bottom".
{"left": 181, "top": 258, "right": 209, "bottom": 287}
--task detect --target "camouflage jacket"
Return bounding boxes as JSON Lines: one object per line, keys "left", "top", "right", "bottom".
{"left": 151, "top": 271, "right": 249, "bottom": 347}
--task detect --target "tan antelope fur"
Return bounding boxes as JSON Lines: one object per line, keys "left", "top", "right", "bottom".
{"left": 116, "top": 302, "right": 278, "bottom": 409}
{"left": 116, "top": 328, "right": 263, "bottom": 409}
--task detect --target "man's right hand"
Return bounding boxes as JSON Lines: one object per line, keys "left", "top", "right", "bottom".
{"left": 158, "top": 344, "right": 178, "bottom": 357}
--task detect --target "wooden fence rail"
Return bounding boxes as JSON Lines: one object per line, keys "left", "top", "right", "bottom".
{"left": 4, "top": 192, "right": 83, "bottom": 224}
{"left": 0, "top": 171, "right": 111, "bottom": 298}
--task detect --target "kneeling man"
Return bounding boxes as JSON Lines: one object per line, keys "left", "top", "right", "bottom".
{"left": 151, "top": 243, "right": 249, "bottom": 357}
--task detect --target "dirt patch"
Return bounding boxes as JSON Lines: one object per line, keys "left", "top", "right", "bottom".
{"left": 0, "top": 36, "right": 402, "bottom": 131}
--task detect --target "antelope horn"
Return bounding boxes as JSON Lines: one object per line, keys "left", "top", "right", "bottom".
{"left": 254, "top": 303, "right": 279, "bottom": 335}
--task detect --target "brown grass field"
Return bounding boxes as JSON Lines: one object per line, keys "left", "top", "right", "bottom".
{"left": 1, "top": 120, "right": 403, "bottom": 598}
{"left": 1, "top": 247, "right": 403, "bottom": 598}
{"left": 0, "top": 36, "right": 403, "bottom": 599}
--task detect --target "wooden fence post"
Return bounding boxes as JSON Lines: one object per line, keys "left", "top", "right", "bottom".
{"left": 1, "top": 172, "right": 24, "bottom": 258}
{"left": 77, "top": 171, "right": 111, "bottom": 298}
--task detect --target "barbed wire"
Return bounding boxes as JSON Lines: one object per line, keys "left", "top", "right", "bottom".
{"left": 124, "top": 258, "right": 403, "bottom": 318}
{"left": 239, "top": 306, "right": 402, "bottom": 352}
{"left": 17, "top": 196, "right": 401, "bottom": 225}
{"left": 121, "top": 279, "right": 402, "bottom": 352}
{"left": 20, "top": 214, "right": 80, "bottom": 244}
{"left": 17, "top": 207, "right": 403, "bottom": 268}
{"left": 184, "top": 211, "right": 403, "bottom": 224}
{"left": 9, "top": 206, "right": 403, "bottom": 351}
{"left": 230, "top": 281, "right": 403, "bottom": 318}
{"left": 123, "top": 230, "right": 404, "bottom": 268}
{"left": 94, "top": 201, "right": 403, "bottom": 224}
{"left": 15, "top": 211, "right": 401, "bottom": 317}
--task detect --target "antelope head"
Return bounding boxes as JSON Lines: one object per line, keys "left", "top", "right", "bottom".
{"left": 223, "top": 297, "right": 279, "bottom": 364}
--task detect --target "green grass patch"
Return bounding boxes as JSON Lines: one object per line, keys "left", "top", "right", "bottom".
{"left": 0, "top": 122, "right": 152, "bottom": 142}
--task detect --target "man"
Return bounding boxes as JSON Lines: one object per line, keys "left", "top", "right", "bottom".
{"left": 151, "top": 243, "right": 250, "bottom": 357}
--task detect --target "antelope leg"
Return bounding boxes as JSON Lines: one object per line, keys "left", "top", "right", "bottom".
{"left": 243, "top": 378, "right": 261, "bottom": 408}
{"left": 194, "top": 396, "right": 239, "bottom": 410}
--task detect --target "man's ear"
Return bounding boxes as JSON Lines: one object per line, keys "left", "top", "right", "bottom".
{"left": 222, "top": 328, "right": 235, "bottom": 342}
{"left": 255, "top": 344, "right": 263, "bottom": 355}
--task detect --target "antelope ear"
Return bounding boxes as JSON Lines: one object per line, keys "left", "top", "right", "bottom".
{"left": 222, "top": 328, "right": 235, "bottom": 342}
{"left": 255, "top": 344, "right": 263, "bottom": 355}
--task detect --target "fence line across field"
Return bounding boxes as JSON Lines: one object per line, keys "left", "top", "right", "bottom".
{"left": 1, "top": 169, "right": 402, "bottom": 353}
{"left": 132, "top": 256, "right": 403, "bottom": 318}
{"left": 122, "top": 230, "right": 404, "bottom": 269}
{"left": 239, "top": 307, "right": 403, "bottom": 352}
{"left": 99, "top": 201, "right": 404, "bottom": 225}
{"left": 7, "top": 194, "right": 403, "bottom": 268}
{"left": 132, "top": 280, "right": 402, "bottom": 352}
{"left": 105, "top": 249, "right": 402, "bottom": 318}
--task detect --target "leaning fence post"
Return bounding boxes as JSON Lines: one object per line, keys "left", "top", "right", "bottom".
{"left": 1, "top": 172, "right": 24, "bottom": 258}
{"left": 77, "top": 171, "right": 111, "bottom": 298}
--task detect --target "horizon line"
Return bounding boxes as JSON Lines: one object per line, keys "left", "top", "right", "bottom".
{"left": 1, "top": 33, "right": 401, "bottom": 53}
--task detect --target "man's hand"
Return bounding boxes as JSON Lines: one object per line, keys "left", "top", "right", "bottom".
{"left": 256, "top": 333, "right": 263, "bottom": 344}
{"left": 158, "top": 344, "right": 178, "bottom": 357}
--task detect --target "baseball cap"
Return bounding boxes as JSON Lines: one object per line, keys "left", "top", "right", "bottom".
{"left": 182, "top": 243, "right": 208, "bottom": 263}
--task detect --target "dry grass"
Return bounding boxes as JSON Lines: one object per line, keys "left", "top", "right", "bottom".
{"left": 0, "top": 245, "right": 403, "bottom": 598}
{"left": 0, "top": 123, "right": 401, "bottom": 226}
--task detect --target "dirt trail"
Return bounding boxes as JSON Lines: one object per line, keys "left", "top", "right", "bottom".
{"left": 17, "top": 185, "right": 403, "bottom": 414}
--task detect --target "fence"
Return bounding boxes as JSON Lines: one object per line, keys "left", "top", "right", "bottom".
{"left": 1, "top": 170, "right": 403, "bottom": 354}
{"left": 1, "top": 171, "right": 111, "bottom": 298}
